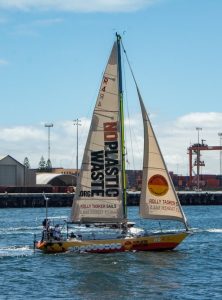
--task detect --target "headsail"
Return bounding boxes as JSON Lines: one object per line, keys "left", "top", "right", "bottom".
{"left": 121, "top": 40, "right": 187, "bottom": 227}
{"left": 71, "top": 41, "right": 124, "bottom": 223}
{"left": 137, "top": 88, "right": 187, "bottom": 226}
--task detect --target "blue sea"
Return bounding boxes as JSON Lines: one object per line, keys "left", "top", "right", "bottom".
{"left": 0, "top": 206, "right": 222, "bottom": 300}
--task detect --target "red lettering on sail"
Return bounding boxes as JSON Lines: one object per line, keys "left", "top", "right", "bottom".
{"left": 104, "top": 132, "right": 118, "bottom": 141}
{"left": 103, "top": 77, "right": 109, "bottom": 84}
{"left": 104, "top": 122, "right": 118, "bottom": 141}
{"left": 104, "top": 122, "right": 117, "bottom": 132}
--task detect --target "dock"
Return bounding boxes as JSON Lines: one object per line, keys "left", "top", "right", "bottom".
{"left": 127, "top": 191, "right": 222, "bottom": 206}
{"left": 0, "top": 193, "right": 73, "bottom": 208}
{"left": 0, "top": 191, "right": 222, "bottom": 208}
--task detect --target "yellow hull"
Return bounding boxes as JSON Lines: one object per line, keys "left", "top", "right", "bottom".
{"left": 36, "top": 231, "right": 189, "bottom": 254}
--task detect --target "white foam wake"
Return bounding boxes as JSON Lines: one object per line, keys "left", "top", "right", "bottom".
{"left": 188, "top": 228, "right": 222, "bottom": 233}
{"left": 206, "top": 228, "right": 222, "bottom": 233}
{"left": 0, "top": 245, "right": 32, "bottom": 257}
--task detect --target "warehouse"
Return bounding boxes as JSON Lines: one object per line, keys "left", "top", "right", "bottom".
{"left": 0, "top": 155, "right": 35, "bottom": 187}
{"left": 36, "top": 173, "right": 76, "bottom": 186}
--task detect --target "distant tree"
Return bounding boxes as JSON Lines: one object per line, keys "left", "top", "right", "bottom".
{"left": 23, "top": 157, "right": 30, "bottom": 169}
{"left": 46, "top": 159, "right": 52, "bottom": 172}
{"left": 38, "top": 156, "right": 46, "bottom": 172}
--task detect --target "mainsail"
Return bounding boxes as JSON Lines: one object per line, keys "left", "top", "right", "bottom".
{"left": 137, "top": 88, "right": 187, "bottom": 225}
{"left": 71, "top": 41, "right": 124, "bottom": 223}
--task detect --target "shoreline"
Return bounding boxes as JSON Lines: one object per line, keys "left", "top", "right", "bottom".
{"left": 0, "top": 191, "right": 222, "bottom": 208}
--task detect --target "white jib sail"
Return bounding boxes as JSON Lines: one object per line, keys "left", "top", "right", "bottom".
{"left": 71, "top": 42, "right": 124, "bottom": 223}
{"left": 137, "top": 88, "right": 187, "bottom": 224}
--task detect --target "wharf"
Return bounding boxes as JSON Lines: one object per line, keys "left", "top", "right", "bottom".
{"left": 0, "top": 191, "right": 222, "bottom": 208}
{"left": 127, "top": 191, "right": 222, "bottom": 206}
{"left": 0, "top": 193, "right": 73, "bottom": 208}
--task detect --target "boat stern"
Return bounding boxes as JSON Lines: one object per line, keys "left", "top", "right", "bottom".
{"left": 35, "top": 240, "right": 68, "bottom": 253}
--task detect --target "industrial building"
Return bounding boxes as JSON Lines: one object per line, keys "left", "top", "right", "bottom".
{"left": 0, "top": 156, "right": 76, "bottom": 193}
{"left": 0, "top": 155, "right": 35, "bottom": 187}
{"left": 0, "top": 155, "right": 221, "bottom": 192}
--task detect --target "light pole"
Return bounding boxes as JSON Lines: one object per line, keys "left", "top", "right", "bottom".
{"left": 73, "top": 119, "right": 81, "bottom": 176}
{"left": 218, "top": 132, "right": 222, "bottom": 187}
{"left": 44, "top": 123, "right": 53, "bottom": 163}
{"left": 196, "top": 127, "right": 202, "bottom": 190}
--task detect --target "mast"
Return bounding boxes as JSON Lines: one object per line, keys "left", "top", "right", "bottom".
{"left": 116, "top": 33, "right": 127, "bottom": 219}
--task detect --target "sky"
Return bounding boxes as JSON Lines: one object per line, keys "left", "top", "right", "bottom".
{"left": 0, "top": 0, "right": 222, "bottom": 175}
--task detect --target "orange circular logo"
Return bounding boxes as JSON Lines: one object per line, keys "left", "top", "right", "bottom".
{"left": 148, "top": 174, "right": 169, "bottom": 196}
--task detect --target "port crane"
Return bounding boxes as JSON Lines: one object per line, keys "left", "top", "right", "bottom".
{"left": 187, "top": 140, "right": 222, "bottom": 187}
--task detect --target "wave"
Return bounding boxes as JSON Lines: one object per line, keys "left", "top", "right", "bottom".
{"left": 0, "top": 245, "right": 33, "bottom": 257}
{"left": 206, "top": 228, "right": 222, "bottom": 233}
{"left": 0, "top": 227, "right": 41, "bottom": 236}
{"left": 189, "top": 227, "right": 222, "bottom": 233}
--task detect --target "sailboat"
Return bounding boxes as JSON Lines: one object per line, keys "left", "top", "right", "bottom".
{"left": 36, "top": 33, "right": 190, "bottom": 254}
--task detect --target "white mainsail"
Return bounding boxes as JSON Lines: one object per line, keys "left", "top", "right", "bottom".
{"left": 71, "top": 42, "right": 124, "bottom": 223}
{"left": 137, "top": 87, "right": 187, "bottom": 225}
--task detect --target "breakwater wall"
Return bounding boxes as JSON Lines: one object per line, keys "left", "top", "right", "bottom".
{"left": 0, "top": 193, "right": 74, "bottom": 208}
{"left": 0, "top": 191, "right": 222, "bottom": 208}
{"left": 128, "top": 191, "right": 222, "bottom": 205}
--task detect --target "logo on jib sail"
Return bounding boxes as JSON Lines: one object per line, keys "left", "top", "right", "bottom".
{"left": 148, "top": 174, "right": 169, "bottom": 196}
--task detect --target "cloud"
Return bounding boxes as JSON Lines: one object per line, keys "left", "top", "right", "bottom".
{"left": 1, "top": 126, "right": 45, "bottom": 142}
{"left": 177, "top": 112, "right": 222, "bottom": 128}
{"left": 0, "top": 59, "right": 8, "bottom": 65}
{"left": 158, "top": 112, "right": 222, "bottom": 175}
{"left": 33, "top": 18, "right": 63, "bottom": 26}
{"left": 11, "top": 17, "right": 63, "bottom": 37}
{"left": 0, "top": 0, "right": 157, "bottom": 12}
{"left": 0, "top": 112, "right": 221, "bottom": 174}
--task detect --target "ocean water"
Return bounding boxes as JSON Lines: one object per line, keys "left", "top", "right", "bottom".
{"left": 0, "top": 206, "right": 222, "bottom": 300}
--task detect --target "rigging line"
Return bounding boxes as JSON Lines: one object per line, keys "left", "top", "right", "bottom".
{"left": 122, "top": 43, "right": 136, "bottom": 171}
{"left": 121, "top": 39, "right": 144, "bottom": 173}
{"left": 120, "top": 39, "right": 139, "bottom": 92}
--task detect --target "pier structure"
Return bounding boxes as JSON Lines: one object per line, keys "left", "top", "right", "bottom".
{"left": 0, "top": 191, "right": 222, "bottom": 208}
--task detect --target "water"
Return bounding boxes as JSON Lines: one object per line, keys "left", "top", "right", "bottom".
{"left": 0, "top": 206, "right": 222, "bottom": 299}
